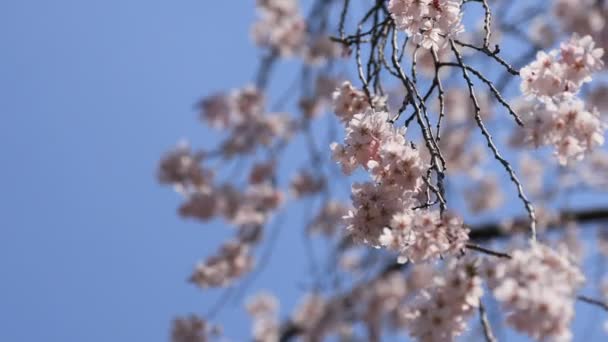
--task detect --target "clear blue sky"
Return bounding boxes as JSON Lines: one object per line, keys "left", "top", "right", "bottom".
{"left": 0, "top": 1, "right": 269, "bottom": 340}
{"left": 1, "top": 1, "right": 607, "bottom": 341}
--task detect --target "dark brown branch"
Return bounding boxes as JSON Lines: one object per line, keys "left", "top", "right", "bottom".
{"left": 466, "top": 243, "right": 512, "bottom": 259}
{"left": 470, "top": 207, "right": 608, "bottom": 241}
{"left": 578, "top": 295, "right": 608, "bottom": 312}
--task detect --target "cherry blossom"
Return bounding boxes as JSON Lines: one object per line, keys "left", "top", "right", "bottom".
{"left": 171, "top": 315, "right": 220, "bottom": 342}
{"left": 398, "top": 257, "right": 483, "bottom": 341}
{"left": 485, "top": 243, "right": 584, "bottom": 341}
{"left": 332, "top": 81, "right": 386, "bottom": 124}
{"left": 246, "top": 292, "right": 280, "bottom": 341}
{"left": 520, "top": 34, "right": 604, "bottom": 101}
{"left": 189, "top": 239, "right": 254, "bottom": 288}
{"left": 251, "top": 0, "right": 307, "bottom": 56}
{"left": 388, "top": 0, "right": 464, "bottom": 50}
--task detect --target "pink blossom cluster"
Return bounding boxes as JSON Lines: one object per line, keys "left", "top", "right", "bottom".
{"left": 189, "top": 239, "right": 254, "bottom": 288}
{"left": 246, "top": 292, "right": 280, "bottom": 341}
{"left": 518, "top": 34, "right": 605, "bottom": 164}
{"left": 515, "top": 97, "right": 605, "bottom": 165}
{"left": 330, "top": 110, "right": 416, "bottom": 176}
{"left": 399, "top": 257, "right": 483, "bottom": 341}
{"left": 388, "top": 0, "right": 464, "bottom": 50}
{"left": 521, "top": 34, "right": 604, "bottom": 100}
{"left": 379, "top": 211, "right": 469, "bottom": 263}
{"left": 485, "top": 243, "right": 584, "bottom": 341}
{"left": 331, "top": 85, "right": 468, "bottom": 262}
{"left": 178, "top": 182, "right": 282, "bottom": 227}
{"left": 554, "top": 0, "right": 608, "bottom": 63}
{"left": 198, "top": 86, "right": 292, "bottom": 156}
{"left": 158, "top": 143, "right": 212, "bottom": 194}
{"left": 332, "top": 81, "right": 386, "bottom": 123}
{"left": 251, "top": 0, "right": 345, "bottom": 63}
{"left": 251, "top": 0, "right": 306, "bottom": 57}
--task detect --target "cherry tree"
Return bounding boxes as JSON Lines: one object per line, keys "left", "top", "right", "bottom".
{"left": 160, "top": 0, "right": 608, "bottom": 341}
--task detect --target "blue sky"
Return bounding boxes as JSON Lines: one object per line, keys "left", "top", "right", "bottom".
{"left": 0, "top": 1, "right": 266, "bottom": 340}
{"left": 1, "top": 1, "right": 607, "bottom": 341}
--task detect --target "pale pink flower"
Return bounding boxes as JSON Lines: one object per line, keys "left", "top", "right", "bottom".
{"left": 388, "top": 0, "right": 464, "bottom": 51}
{"left": 190, "top": 240, "right": 254, "bottom": 288}
{"left": 486, "top": 243, "right": 584, "bottom": 341}
{"left": 251, "top": 0, "right": 307, "bottom": 57}
{"left": 332, "top": 81, "right": 383, "bottom": 123}
{"left": 399, "top": 257, "right": 483, "bottom": 341}
{"left": 246, "top": 292, "right": 280, "bottom": 341}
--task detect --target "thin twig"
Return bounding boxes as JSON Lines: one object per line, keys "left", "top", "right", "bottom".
{"left": 578, "top": 295, "right": 608, "bottom": 312}
{"left": 449, "top": 39, "right": 537, "bottom": 242}
{"left": 479, "top": 301, "right": 498, "bottom": 342}
{"left": 466, "top": 243, "right": 512, "bottom": 259}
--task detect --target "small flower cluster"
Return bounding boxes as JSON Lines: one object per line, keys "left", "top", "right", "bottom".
{"left": 485, "top": 243, "right": 584, "bottom": 341}
{"left": 189, "top": 239, "right": 254, "bottom": 288}
{"left": 332, "top": 81, "right": 386, "bottom": 124}
{"left": 515, "top": 98, "right": 605, "bottom": 165}
{"left": 330, "top": 110, "right": 415, "bottom": 176}
{"left": 171, "top": 315, "right": 220, "bottom": 342}
{"left": 554, "top": 0, "right": 607, "bottom": 64}
{"left": 246, "top": 292, "right": 280, "bottom": 342}
{"left": 399, "top": 257, "right": 483, "bottom": 341}
{"left": 388, "top": 0, "right": 464, "bottom": 50}
{"left": 159, "top": 125, "right": 283, "bottom": 289}
{"left": 198, "top": 86, "right": 292, "bottom": 156}
{"left": 331, "top": 83, "right": 468, "bottom": 262}
{"left": 251, "top": 0, "right": 306, "bottom": 57}
{"left": 158, "top": 143, "right": 212, "bottom": 194}
{"left": 177, "top": 182, "right": 283, "bottom": 227}
{"left": 521, "top": 34, "right": 604, "bottom": 100}
{"left": 251, "top": 0, "right": 345, "bottom": 64}
{"left": 518, "top": 34, "right": 605, "bottom": 164}
{"left": 379, "top": 211, "right": 469, "bottom": 263}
